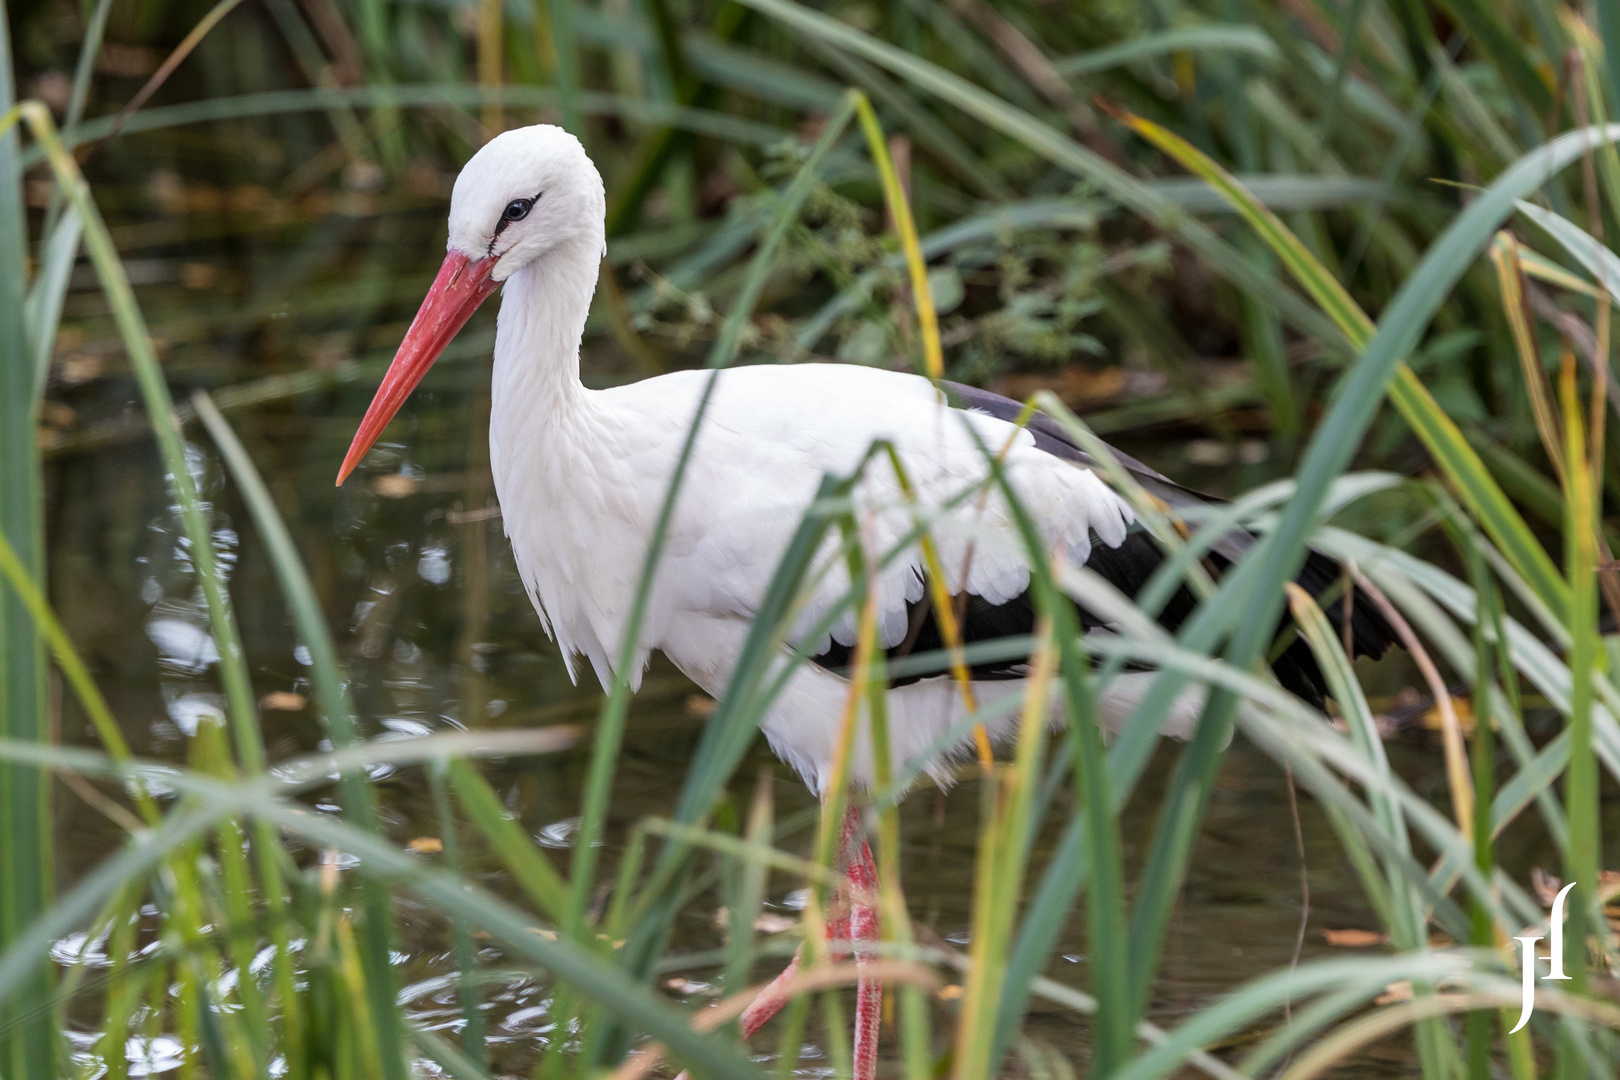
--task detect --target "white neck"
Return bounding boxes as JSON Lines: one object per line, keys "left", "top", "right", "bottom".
{"left": 484, "top": 232, "right": 618, "bottom": 680}
{"left": 490, "top": 235, "right": 600, "bottom": 424}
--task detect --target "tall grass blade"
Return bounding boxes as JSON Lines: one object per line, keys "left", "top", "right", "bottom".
{"left": 62, "top": 0, "right": 114, "bottom": 137}
{"left": 622, "top": 467, "right": 853, "bottom": 982}
{"left": 1054, "top": 25, "right": 1279, "bottom": 77}
{"left": 1558, "top": 360, "right": 1604, "bottom": 995}
{"left": 960, "top": 430, "right": 1129, "bottom": 1077}
{"left": 564, "top": 95, "right": 858, "bottom": 1072}
{"left": 25, "top": 211, "right": 79, "bottom": 400}
{"left": 1453, "top": 523, "right": 1502, "bottom": 1080}
{"left": 852, "top": 93, "right": 943, "bottom": 381}
{"left": 0, "top": 14, "right": 54, "bottom": 1074}
{"left": 447, "top": 757, "right": 569, "bottom": 919}
{"left": 12, "top": 103, "right": 273, "bottom": 820}
{"left": 0, "top": 529, "right": 155, "bottom": 813}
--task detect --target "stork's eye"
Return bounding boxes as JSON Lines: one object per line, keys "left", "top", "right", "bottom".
{"left": 494, "top": 196, "right": 537, "bottom": 237}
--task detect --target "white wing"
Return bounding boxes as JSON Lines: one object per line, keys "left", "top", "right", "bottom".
{"left": 493, "top": 362, "right": 1134, "bottom": 693}
{"left": 618, "top": 365, "right": 1131, "bottom": 671}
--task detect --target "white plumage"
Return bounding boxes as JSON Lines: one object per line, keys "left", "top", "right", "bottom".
{"left": 495, "top": 358, "right": 1146, "bottom": 790}
{"left": 342, "top": 123, "right": 1191, "bottom": 795}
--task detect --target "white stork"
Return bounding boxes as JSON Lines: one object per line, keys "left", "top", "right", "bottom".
{"left": 337, "top": 124, "right": 1392, "bottom": 1078}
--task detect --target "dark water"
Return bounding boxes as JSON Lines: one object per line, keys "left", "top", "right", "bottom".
{"left": 40, "top": 171, "right": 1461, "bottom": 1077}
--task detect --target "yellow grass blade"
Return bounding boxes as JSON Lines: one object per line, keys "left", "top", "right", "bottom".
{"left": 854, "top": 92, "right": 944, "bottom": 381}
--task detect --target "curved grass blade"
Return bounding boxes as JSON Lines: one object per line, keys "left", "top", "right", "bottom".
{"left": 1055, "top": 24, "right": 1279, "bottom": 77}
{"left": 986, "top": 475, "right": 1389, "bottom": 1070}
{"left": 1517, "top": 199, "right": 1620, "bottom": 306}
{"left": 9, "top": 100, "right": 274, "bottom": 818}
{"left": 1558, "top": 360, "right": 1605, "bottom": 989}
{"left": 27, "top": 86, "right": 793, "bottom": 165}
{"left": 97, "top": 0, "right": 248, "bottom": 145}
{"left": 0, "top": 528, "right": 155, "bottom": 813}
{"left": 948, "top": 421, "right": 1130, "bottom": 1076}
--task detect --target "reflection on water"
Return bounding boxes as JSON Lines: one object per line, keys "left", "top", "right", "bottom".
{"left": 397, "top": 970, "right": 557, "bottom": 1046}
{"left": 145, "top": 611, "right": 220, "bottom": 673}
{"left": 41, "top": 164, "right": 1460, "bottom": 1079}
{"left": 534, "top": 816, "right": 584, "bottom": 849}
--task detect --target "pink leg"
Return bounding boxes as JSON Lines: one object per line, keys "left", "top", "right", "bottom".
{"left": 740, "top": 900, "right": 850, "bottom": 1037}
{"left": 737, "top": 803, "right": 883, "bottom": 1080}
{"left": 841, "top": 810, "right": 882, "bottom": 1080}
{"left": 739, "top": 943, "right": 802, "bottom": 1038}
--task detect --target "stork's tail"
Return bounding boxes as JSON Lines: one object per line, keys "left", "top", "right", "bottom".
{"left": 1269, "top": 548, "right": 1397, "bottom": 709}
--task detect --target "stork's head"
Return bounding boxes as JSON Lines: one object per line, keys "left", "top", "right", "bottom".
{"left": 336, "top": 124, "right": 605, "bottom": 485}
{"left": 448, "top": 124, "right": 606, "bottom": 281}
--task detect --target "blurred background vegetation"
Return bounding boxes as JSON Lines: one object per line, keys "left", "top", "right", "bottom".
{"left": 11, "top": 0, "right": 1571, "bottom": 480}
{"left": 4, "top": 0, "right": 1620, "bottom": 1077}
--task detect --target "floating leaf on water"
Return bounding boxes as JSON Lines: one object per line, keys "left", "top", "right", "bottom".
{"left": 374, "top": 473, "right": 420, "bottom": 498}
{"left": 180, "top": 263, "right": 216, "bottom": 289}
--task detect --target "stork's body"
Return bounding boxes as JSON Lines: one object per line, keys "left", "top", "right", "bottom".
{"left": 491, "top": 338, "right": 1163, "bottom": 790}
{"left": 339, "top": 124, "right": 1392, "bottom": 1079}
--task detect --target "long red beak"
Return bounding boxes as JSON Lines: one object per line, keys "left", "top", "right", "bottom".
{"left": 336, "top": 251, "right": 500, "bottom": 485}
